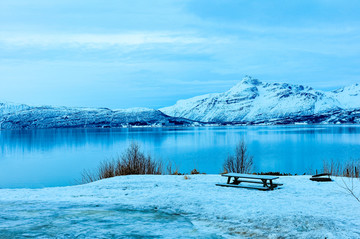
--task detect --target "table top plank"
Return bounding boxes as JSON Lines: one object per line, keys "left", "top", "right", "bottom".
{"left": 222, "top": 173, "right": 279, "bottom": 180}
{"left": 311, "top": 173, "right": 330, "bottom": 178}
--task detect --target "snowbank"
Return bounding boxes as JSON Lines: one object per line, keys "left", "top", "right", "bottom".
{"left": 0, "top": 175, "right": 359, "bottom": 238}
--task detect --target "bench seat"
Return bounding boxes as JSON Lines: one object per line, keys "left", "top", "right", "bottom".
{"left": 216, "top": 183, "right": 274, "bottom": 191}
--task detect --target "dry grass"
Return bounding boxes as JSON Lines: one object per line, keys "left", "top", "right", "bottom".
{"left": 223, "top": 140, "right": 253, "bottom": 174}
{"left": 166, "top": 161, "right": 181, "bottom": 175}
{"left": 190, "top": 168, "right": 200, "bottom": 175}
{"left": 220, "top": 169, "right": 228, "bottom": 175}
{"left": 256, "top": 172, "right": 293, "bottom": 176}
{"left": 321, "top": 159, "right": 360, "bottom": 178}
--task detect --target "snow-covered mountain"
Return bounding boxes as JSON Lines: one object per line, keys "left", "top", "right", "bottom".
{"left": 0, "top": 103, "right": 196, "bottom": 129}
{"left": 160, "top": 76, "right": 360, "bottom": 124}
{"left": 1, "top": 76, "right": 359, "bottom": 129}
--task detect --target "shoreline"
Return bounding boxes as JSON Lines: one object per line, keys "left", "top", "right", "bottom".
{"left": 1, "top": 123, "right": 360, "bottom": 131}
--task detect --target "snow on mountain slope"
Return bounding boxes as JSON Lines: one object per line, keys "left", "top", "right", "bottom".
{"left": 0, "top": 101, "right": 31, "bottom": 115}
{"left": 160, "top": 76, "right": 359, "bottom": 123}
{"left": 0, "top": 104, "right": 196, "bottom": 129}
{"left": 329, "top": 83, "right": 360, "bottom": 109}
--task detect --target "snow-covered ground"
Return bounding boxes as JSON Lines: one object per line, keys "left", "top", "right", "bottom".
{"left": 0, "top": 175, "right": 359, "bottom": 238}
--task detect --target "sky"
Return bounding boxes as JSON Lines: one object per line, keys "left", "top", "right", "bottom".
{"left": 1, "top": 0, "right": 360, "bottom": 109}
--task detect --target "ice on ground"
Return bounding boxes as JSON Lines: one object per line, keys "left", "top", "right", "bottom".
{"left": 0, "top": 175, "right": 359, "bottom": 238}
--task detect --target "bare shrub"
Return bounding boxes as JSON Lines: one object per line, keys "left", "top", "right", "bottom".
{"left": 339, "top": 177, "right": 360, "bottom": 203}
{"left": 117, "top": 143, "right": 162, "bottom": 175}
{"left": 223, "top": 140, "right": 253, "bottom": 174}
{"left": 81, "top": 142, "right": 162, "bottom": 184}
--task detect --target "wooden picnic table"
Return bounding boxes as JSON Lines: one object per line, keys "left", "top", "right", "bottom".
{"left": 216, "top": 173, "right": 283, "bottom": 191}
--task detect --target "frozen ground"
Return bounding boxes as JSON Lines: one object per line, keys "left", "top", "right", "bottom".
{"left": 0, "top": 175, "right": 359, "bottom": 238}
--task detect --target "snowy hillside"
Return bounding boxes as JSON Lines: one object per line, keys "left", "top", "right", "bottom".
{"left": 0, "top": 103, "right": 196, "bottom": 129}
{"left": 160, "top": 76, "right": 360, "bottom": 124}
{"left": 0, "top": 101, "right": 31, "bottom": 115}
{"left": 330, "top": 83, "right": 360, "bottom": 109}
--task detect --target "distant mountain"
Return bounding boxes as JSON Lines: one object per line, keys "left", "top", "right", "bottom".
{"left": 160, "top": 76, "right": 360, "bottom": 124}
{"left": 0, "top": 103, "right": 197, "bottom": 129}
{"left": 1, "top": 76, "right": 359, "bottom": 129}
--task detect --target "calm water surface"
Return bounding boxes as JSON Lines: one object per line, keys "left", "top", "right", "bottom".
{"left": 0, "top": 125, "right": 359, "bottom": 188}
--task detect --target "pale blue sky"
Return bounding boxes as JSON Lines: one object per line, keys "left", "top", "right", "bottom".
{"left": 1, "top": 0, "right": 360, "bottom": 108}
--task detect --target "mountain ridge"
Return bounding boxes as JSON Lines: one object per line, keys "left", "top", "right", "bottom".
{"left": 0, "top": 103, "right": 197, "bottom": 129}
{"left": 1, "top": 76, "right": 359, "bottom": 129}
{"left": 160, "top": 76, "right": 360, "bottom": 124}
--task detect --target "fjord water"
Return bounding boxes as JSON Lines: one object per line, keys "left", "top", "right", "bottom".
{"left": 0, "top": 125, "right": 359, "bottom": 188}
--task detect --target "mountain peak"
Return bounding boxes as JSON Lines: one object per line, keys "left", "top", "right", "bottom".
{"left": 227, "top": 76, "right": 262, "bottom": 94}
{"left": 240, "top": 76, "right": 262, "bottom": 86}
{"left": 333, "top": 83, "right": 360, "bottom": 94}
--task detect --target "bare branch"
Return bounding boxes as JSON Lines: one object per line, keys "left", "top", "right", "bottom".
{"left": 223, "top": 139, "right": 253, "bottom": 174}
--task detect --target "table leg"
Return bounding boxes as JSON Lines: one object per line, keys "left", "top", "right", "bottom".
{"left": 234, "top": 177, "right": 240, "bottom": 185}
{"left": 261, "top": 179, "right": 268, "bottom": 187}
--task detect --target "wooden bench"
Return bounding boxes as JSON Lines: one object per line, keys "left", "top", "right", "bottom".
{"left": 216, "top": 173, "right": 283, "bottom": 191}
{"left": 310, "top": 173, "right": 332, "bottom": 182}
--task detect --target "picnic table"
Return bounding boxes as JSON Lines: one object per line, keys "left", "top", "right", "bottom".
{"left": 216, "top": 173, "right": 283, "bottom": 191}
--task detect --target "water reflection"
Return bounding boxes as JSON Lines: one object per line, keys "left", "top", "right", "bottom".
{"left": 0, "top": 125, "right": 360, "bottom": 188}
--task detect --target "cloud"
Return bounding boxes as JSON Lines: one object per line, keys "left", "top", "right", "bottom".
{"left": 0, "top": 32, "right": 210, "bottom": 48}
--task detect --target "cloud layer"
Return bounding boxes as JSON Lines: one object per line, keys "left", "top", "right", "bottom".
{"left": 0, "top": 0, "right": 359, "bottom": 109}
